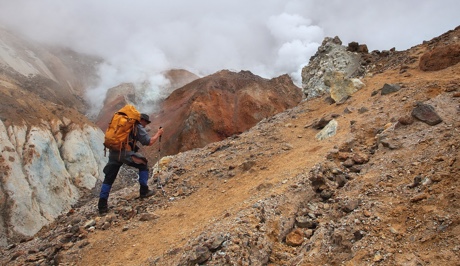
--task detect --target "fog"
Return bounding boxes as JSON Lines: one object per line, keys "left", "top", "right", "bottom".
{"left": 0, "top": 0, "right": 458, "bottom": 114}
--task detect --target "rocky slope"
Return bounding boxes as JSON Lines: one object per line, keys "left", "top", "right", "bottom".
{"left": 1, "top": 26, "right": 458, "bottom": 266}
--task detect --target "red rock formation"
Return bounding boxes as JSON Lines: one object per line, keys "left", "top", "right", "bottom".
{"left": 419, "top": 44, "right": 460, "bottom": 71}
{"left": 146, "top": 70, "right": 302, "bottom": 159}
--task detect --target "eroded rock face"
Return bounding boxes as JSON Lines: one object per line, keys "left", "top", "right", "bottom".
{"left": 0, "top": 119, "right": 106, "bottom": 246}
{"left": 301, "top": 36, "right": 364, "bottom": 99}
{"left": 0, "top": 27, "right": 107, "bottom": 247}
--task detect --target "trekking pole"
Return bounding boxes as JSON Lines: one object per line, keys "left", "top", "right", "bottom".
{"left": 156, "top": 127, "right": 166, "bottom": 195}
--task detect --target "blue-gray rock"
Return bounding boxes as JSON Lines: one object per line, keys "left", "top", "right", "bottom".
{"left": 381, "top": 83, "right": 401, "bottom": 95}
{"left": 411, "top": 103, "right": 443, "bottom": 126}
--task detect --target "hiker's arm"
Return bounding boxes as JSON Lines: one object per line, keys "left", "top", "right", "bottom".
{"left": 148, "top": 128, "right": 164, "bottom": 146}
{"left": 136, "top": 125, "right": 151, "bottom": 146}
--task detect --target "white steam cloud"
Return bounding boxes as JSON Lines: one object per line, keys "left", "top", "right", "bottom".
{"left": 0, "top": 0, "right": 458, "bottom": 115}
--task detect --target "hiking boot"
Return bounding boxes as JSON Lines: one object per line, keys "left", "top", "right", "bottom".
{"left": 98, "top": 206, "right": 109, "bottom": 215}
{"left": 140, "top": 189, "right": 155, "bottom": 198}
{"left": 98, "top": 198, "right": 109, "bottom": 215}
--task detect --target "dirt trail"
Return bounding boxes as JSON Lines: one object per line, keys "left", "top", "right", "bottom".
{"left": 77, "top": 108, "right": 336, "bottom": 265}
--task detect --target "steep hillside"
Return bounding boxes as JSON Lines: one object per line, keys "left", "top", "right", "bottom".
{"left": 148, "top": 70, "right": 303, "bottom": 159}
{"left": 0, "top": 27, "right": 100, "bottom": 117}
{"left": 1, "top": 27, "right": 459, "bottom": 266}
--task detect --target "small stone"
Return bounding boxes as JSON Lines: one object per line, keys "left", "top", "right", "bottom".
{"left": 83, "top": 219, "right": 96, "bottom": 228}
{"left": 410, "top": 193, "right": 428, "bottom": 203}
{"left": 411, "top": 103, "right": 443, "bottom": 126}
{"left": 373, "top": 253, "right": 384, "bottom": 262}
{"left": 295, "top": 216, "right": 317, "bottom": 229}
{"left": 342, "top": 200, "right": 359, "bottom": 213}
{"left": 389, "top": 227, "right": 399, "bottom": 234}
{"left": 352, "top": 152, "right": 369, "bottom": 164}
{"left": 398, "top": 115, "right": 414, "bottom": 125}
{"left": 285, "top": 228, "right": 304, "bottom": 246}
{"left": 354, "top": 230, "right": 365, "bottom": 241}
{"left": 381, "top": 83, "right": 401, "bottom": 95}
{"left": 139, "top": 213, "right": 159, "bottom": 221}
{"left": 101, "top": 222, "right": 111, "bottom": 230}
{"left": 189, "top": 246, "right": 211, "bottom": 265}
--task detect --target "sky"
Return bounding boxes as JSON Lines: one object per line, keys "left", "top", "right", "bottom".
{"left": 0, "top": 0, "right": 458, "bottom": 114}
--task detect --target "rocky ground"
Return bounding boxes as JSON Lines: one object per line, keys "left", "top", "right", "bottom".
{"left": 1, "top": 28, "right": 459, "bottom": 265}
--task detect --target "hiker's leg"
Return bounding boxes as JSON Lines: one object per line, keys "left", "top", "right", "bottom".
{"left": 136, "top": 164, "right": 155, "bottom": 197}
{"left": 98, "top": 159, "right": 122, "bottom": 213}
{"left": 138, "top": 170, "right": 154, "bottom": 197}
{"left": 100, "top": 160, "right": 122, "bottom": 197}
{"left": 124, "top": 155, "right": 154, "bottom": 198}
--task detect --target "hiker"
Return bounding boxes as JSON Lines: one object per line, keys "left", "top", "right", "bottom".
{"left": 98, "top": 112, "right": 164, "bottom": 214}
